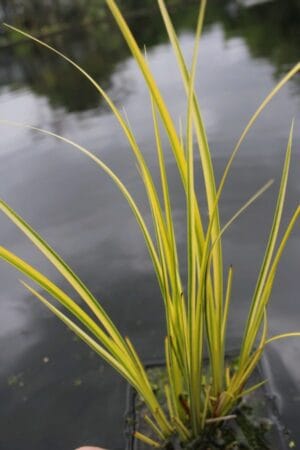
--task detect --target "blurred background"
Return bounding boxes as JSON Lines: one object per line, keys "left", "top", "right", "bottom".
{"left": 0, "top": 1, "right": 299, "bottom": 449}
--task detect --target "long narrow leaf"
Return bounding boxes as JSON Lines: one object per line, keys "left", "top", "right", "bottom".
{"left": 157, "top": 0, "right": 223, "bottom": 329}
{"left": 1, "top": 25, "right": 180, "bottom": 302}
{"left": 20, "top": 280, "right": 136, "bottom": 385}
{"left": 241, "top": 123, "right": 295, "bottom": 362}
{"left": 186, "top": 0, "right": 207, "bottom": 435}
{"left": 0, "top": 121, "right": 163, "bottom": 294}
{"left": 217, "top": 64, "right": 299, "bottom": 201}
{"left": 0, "top": 198, "right": 126, "bottom": 349}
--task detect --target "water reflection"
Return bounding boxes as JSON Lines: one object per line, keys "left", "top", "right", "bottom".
{"left": 0, "top": 0, "right": 299, "bottom": 112}
{"left": 0, "top": 3, "right": 201, "bottom": 112}
{"left": 214, "top": 0, "right": 300, "bottom": 81}
{"left": 0, "top": 1, "right": 299, "bottom": 449}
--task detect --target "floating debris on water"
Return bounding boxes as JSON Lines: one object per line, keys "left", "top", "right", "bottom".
{"left": 73, "top": 378, "right": 83, "bottom": 387}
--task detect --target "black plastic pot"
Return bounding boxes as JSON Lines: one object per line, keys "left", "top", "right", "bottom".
{"left": 124, "top": 357, "right": 290, "bottom": 450}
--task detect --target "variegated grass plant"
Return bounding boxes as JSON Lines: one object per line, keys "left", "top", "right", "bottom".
{"left": 1, "top": 0, "right": 299, "bottom": 447}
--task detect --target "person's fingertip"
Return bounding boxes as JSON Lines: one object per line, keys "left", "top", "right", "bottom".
{"left": 75, "top": 447, "right": 107, "bottom": 450}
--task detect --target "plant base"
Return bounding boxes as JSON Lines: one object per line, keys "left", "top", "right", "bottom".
{"left": 124, "top": 358, "right": 291, "bottom": 450}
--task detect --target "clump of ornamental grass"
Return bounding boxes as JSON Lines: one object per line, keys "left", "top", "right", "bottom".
{"left": 0, "top": 0, "right": 299, "bottom": 448}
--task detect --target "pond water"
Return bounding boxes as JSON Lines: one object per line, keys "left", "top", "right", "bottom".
{"left": 0, "top": 1, "right": 299, "bottom": 449}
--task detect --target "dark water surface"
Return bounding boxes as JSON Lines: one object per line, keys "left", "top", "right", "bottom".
{"left": 0, "top": 1, "right": 299, "bottom": 449}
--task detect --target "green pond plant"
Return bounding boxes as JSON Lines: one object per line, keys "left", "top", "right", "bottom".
{"left": 0, "top": 0, "right": 299, "bottom": 448}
